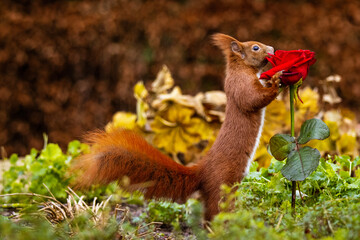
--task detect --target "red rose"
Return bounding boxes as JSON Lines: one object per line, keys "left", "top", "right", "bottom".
{"left": 260, "top": 50, "right": 316, "bottom": 85}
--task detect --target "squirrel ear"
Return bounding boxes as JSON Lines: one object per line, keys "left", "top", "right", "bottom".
{"left": 231, "top": 41, "right": 245, "bottom": 59}
{"left": 212, "top": 33, "right": 244, "bottom": 58}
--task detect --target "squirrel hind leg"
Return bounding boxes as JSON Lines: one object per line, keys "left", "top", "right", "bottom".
{"left": 203, "top": 192, "right": 221, "bottom": 221}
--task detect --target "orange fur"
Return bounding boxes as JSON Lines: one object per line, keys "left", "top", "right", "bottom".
{"left": 73, "top": 129, "right": 199, "bottom": 202}
{"left": 72, "top": 33, "right": 280, "bottom": 220}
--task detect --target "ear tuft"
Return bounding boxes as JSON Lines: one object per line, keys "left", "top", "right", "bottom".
{"left": 212, "top": 33, "right": 239, "bottom": 57}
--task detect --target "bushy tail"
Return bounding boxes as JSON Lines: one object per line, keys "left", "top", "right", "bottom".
{"left": 72, "top": 129, "right": 201, "bottom": 202}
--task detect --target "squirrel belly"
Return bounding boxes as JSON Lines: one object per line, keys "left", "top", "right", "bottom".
{"left": 197, "top": 101, "right": 267, "bottom": 219}
{"left": 246, "top": 107, "right": 266, "bottom": 176}
{"left": 72, "top": 33, "right": 280, "bottom": 221}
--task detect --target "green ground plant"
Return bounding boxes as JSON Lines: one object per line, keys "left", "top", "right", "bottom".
{"left": 1, "top": 139, "right": 86, "bottom": 201}
{"left": 1, "top": 138, "right": 117, "bottom": 203}
{"left": 207, "top": 156, "right": 360, "bottom": 239}
{"left": 2, "top": 155, "right": 360, "bottom": 239}
{"left": 0, "top": 209, "right": 126, "bottom": 240}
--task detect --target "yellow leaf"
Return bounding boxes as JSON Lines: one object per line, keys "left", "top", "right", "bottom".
{"left": 324, "top": 120, "right": 340, "bottom": 141}
{"left": 306, "top": 138, "right": 333, "bottom": 153}
{"left": 254, "top": 141, "right": 272, "bottom": 168}
{"left": 295, "top": 87, "right": 319, "bottom": 116}
{"left": 254, "top": 99, "right": 287, "bottom": 167}
{"left": 185, "top": 118, "right": 213, "bottom": 140}
{"left": 295, "top": 87, "right": 320, "bottom": 130}
{"left": 336, "top": 133, "right": 357, "bottom": 156}
{"left": 151, "top": 104, "right": 213, "bottom": 154}
{"left": 201, "top": 124, "right": 220, "bottom": 154}
{"left": 134, "top": 81, "right": 148, "bottom": 99}
{"left": 133, "top": 81, "right": 149, "bottom": 128}
{"left": 105, "top": 112, "right": 137, "bottom": 132}
{"left": 340, "top": 108, "right": 356, "bottom": 121}
{"left": 161, "top": 103, "right": 194, "bottom": 124}
{"left": 136, "top": 99, "right": 149, "bottom": 128}
{"left": 264, "top": 99, "right": 288, "bottom": 136}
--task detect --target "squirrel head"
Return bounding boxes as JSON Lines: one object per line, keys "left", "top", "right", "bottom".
{"left": 212, "top": 33, "right": 274, "bottom": 71}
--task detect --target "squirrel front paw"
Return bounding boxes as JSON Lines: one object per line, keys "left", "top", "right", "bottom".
{"left": 266, "top": 71, "right": 282, "bottom": 88}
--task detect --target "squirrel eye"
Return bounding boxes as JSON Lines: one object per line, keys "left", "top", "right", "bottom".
{"left": 252, "top": 45, "right": 260, "bottom": 51}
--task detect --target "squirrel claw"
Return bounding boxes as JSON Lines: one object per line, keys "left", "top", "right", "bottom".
{"left": 273, "top": 71, "right": 283, "bottom": 79}
{"left": 269, "top": 71, "right": 282, "bottom": 88}
{"left": 264, "top": 71, "right": 282, "bottom": 88}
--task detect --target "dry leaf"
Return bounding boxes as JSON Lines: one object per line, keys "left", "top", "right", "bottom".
{"left": 151, "top": 65, "right": 174, "bottom": 94}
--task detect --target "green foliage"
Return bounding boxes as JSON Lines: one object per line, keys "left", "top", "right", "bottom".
{"left": 147, "top": 200, "right": 185, "bottom": 226}
{"left": 1, "top": 139, "right": 117, "bottom": 203}
{"left": 2, "top": 140, "right": 88, "bottom": 201}
{"left": 2, "top": 153, "right": 360, "bottom": 239}
{"left": 0, "top": 211, "right": 122, "bottom": 240}
{"left": 0, "top": 214, "right": 59, "bottom": 240}
{"left": 207, "top": 157, "right": 360, "bottom": 239}
{"left": 184, "top": 199, "right": 207, "bottom": 240}
{"left": 128, "top": 155, "right": 360, "bottom": 239}
{"left": 210, "top": 211, "right": 286, "bottom": 240}
{"left": 269, "top": 118, "right": 330, "bottom": 181}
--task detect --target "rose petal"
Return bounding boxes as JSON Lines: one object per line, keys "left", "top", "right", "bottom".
{"left": 281, "top": 71, "right": 302, "bottom": 85}
{"left": 261, "top": 49, "right": 316, "bottom": 85}
{"left": 260, "top": 57, "right": 300, "bottom": 79}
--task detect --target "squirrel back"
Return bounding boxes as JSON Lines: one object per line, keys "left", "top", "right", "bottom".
{"left": 73, "top": 33, "right": 280, "bottom": 220}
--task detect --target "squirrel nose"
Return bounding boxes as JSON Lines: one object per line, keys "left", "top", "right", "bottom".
{"left": 266, "top": 46, "right": 274, "bottom": 55}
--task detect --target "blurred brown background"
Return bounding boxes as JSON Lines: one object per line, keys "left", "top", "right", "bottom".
{"left": 1, "top": 0, "right": 360, "bottom": 155}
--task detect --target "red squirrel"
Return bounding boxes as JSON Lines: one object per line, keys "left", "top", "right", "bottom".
{"left": 73, "top": 33, "right": 281, "bottom": 221}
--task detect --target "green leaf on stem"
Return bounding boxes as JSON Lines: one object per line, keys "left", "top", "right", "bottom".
{"left": 297, "top": 118, "right": 330, "bottom": 145}
{"left": 281, "top": 146, "right": 321, "bottom": 181}
{"left": 269, "top": 134, "right": 296, "bottom": 161}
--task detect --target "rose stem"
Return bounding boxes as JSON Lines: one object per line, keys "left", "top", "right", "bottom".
{"left": 289, "top": 84, "right": 296, "bottom": 212}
